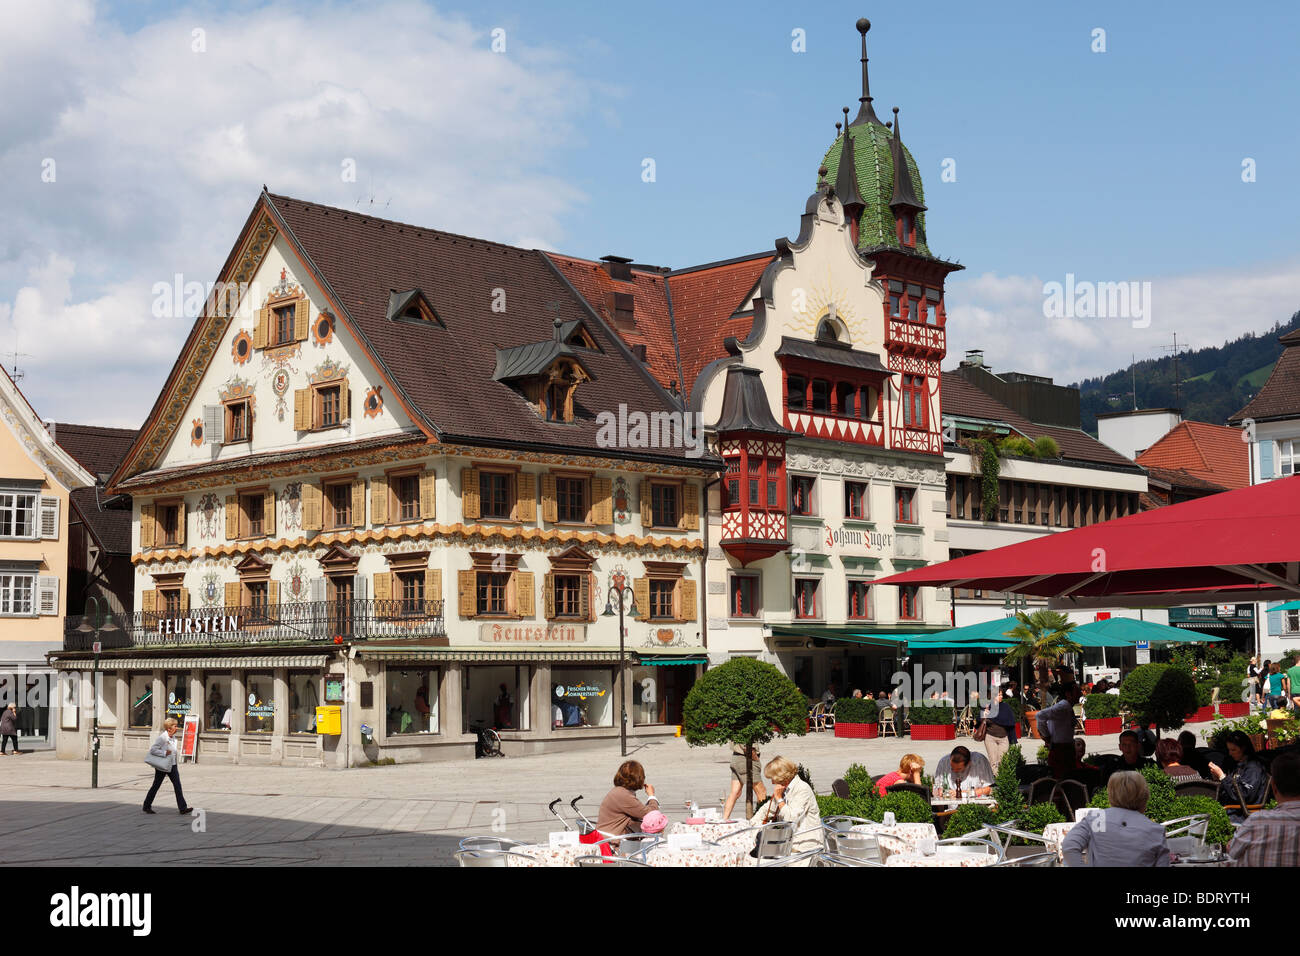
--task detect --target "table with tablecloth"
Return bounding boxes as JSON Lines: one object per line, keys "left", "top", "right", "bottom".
{"left": 1041, "top": 821, "right": 1077, "bottom": 861}
{"left": 642, "top": 843, "right": 750, "bottom": 867}
{"left": 505, "top": 842, "right": 589, "bottom": 867}
{"left": 884, "top": 848, "right": 998, "bottom": 867}
{"left": 667, "top": 819, "right": 749, "bottom": 844}
{"left": 847, "top": 822, "right": 938, "bottom": 848}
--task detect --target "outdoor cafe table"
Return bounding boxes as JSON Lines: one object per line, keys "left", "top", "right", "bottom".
{"left": 1042, "top": 821, "right": 1076, "bottom": 861}
{"left": 505, "top": 842, "right": 587, "bottom": 867}
{"left": 929, "top": 796, "right": 997, "bottom": 809}
{"left": 885, "top": 848, "right": 998, "bottom": 867}
{"left": 668, "top": 819, "right": 748, "bottom": 844}
{"left": 643, "top": 843, "right": 750, "bottom": 867}
{"left": 849, "top": 821, "right": 938, "bottom": 848}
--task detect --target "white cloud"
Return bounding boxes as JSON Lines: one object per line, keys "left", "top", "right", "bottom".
{"left": 0, "top": 0, "right": 599, "bottom": 425}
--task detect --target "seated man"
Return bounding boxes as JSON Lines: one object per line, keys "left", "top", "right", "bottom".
{"left": 933, "top": 745, "right": 995, "bottom": 797}
{"left": 1228, "top": 749, "right": 1300, "bottom": 867}
{"left": 1099, "top": 730, "right": 1155, "bottom": 784}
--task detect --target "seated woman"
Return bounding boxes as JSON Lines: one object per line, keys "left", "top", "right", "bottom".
{"left": 596, "top": 760, "right": 659, "bottom": 838}
{"left": 750, "top": 756, "right": 823, "bottom": 861}
{"left": 1209, "top": 731, "right": 1270, "bottom": 820}
{"left": 1155, "top": 738, "right": 1203, "bottom": 781}
{"left": 875, "top": 753, "right": 925, "bottom": 796}
{"left": 1061, "top": 771, "right": 1170, "bottom": 867}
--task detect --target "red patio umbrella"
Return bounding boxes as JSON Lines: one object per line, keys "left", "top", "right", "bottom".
{"left": 876, "top": 476, "right": 1300, "bottom": 609}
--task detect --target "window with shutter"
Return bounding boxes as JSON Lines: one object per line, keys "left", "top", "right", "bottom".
{"left": 352, "top": 479, "right": 366, "bottom": 527}
{"left": 370, "top": 475, "right": 388, "bottom": 526}
{"left": 39, "top": 497, "right": 59, "bottom": 539}
{"left": 294, "top": 298, "right": 310, "bottom": 341}
{"left": 458, "top": 569, "right": 477, "bottom": 619}
{"left": 633, "top": 576, "right": 650, "bottom": 621}
{"left": 541, "top": 473, "right": 557, "bottom": 523}
{"left": 419, "top": 471, "right": 435, "bottom": 520}
{"left": 517, "top": 473, "right": 536, "bottom": 522}
{"left": 263, "top": 490, "right": 275, "bottom": 536}
{"left": 515, "top": 571, "right": 535, "bottom": 618}
{"left": 681, "top": 483, "right": 699, "bottom": 530}
{"left": 294, "top": 389, "right": 311, "bottom": 431}
{"left": 140, "top": 503, "right": 156, "bottom": 549}
{"left": 302, "top": 483, "right": 323, "bottom": 532}
{"left": 678, "top": 579, "right": 697, "bottom": 623}
{"left": 253, "top": 308, "right": 269, "bottom": 350}
{"left": 592, "top": 477, "right": 612, "bottom": 525}
{"left": 461, "top": 468, "right": 481, "bottom": 519}
{"left": 425, "top": 569, "right": 442, "bottom": 606}
{"left": 37, "top": 576, "right": 59, "bottom": 616}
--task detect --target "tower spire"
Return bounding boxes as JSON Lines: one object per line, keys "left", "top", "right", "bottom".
{"left": 850, "top": 18, "right": 884, "bottom": 127}
{"left": 889, "top": 106, "right": 926, "bottom": 213}
{"left": 834, "top": 107, "right": 864, "bottom": 208}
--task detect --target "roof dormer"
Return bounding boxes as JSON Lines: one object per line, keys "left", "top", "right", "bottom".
{"left": 386, "top": 288, "right": 443, "bottom": 327}
{"left": 493, "top": 319, "right": 596, "bottom": 424}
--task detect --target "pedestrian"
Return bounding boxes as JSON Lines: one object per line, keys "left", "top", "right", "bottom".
{"left": 978, "top": 685, "right": 1017, "bottom": 770}
{"left": 1247, "top": 656, "right": 1262, "bottom": 709}
{"left": 0, "top": 704, "right": 19, "bottom": 755}
{"left": 722, "top": 743, "right": 766, "bottom": 819}
{"left": 1265, "top": 662, "right": 1286, "bottom": 710}
{"left": 143, "top": 717, "right": 192, "bottom": 815}
{"left": 1037, "top": 682, "right": 1082, "bottom": 779}
{"left": 1287, "top": 656, "right": 1300, "bottom": 710}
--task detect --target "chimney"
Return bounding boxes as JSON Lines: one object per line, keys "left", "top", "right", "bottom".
{"left": 961, "top": 349, "right": 985, "bottom": 368}
{"left": 599, "top": 255, "right": 633, "bottom": 282}
{"left": 605, "top": 290, "right": 635, "bottom": 330}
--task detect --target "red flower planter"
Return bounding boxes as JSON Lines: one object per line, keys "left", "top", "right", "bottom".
{"left": 910, "top": 723, "right": 956, "bottom": 741}
{"left": 1084, "top": 717, "right": 1122, "bottom": 736}
{"left": 1185, "top": 706, "right": 1214, "bottom": 723}
{"left": 834, "top": 722, "right": 879, "bottom": 739}
{"left": 1218, "top": 702, "right": 1249, "bottom": 718}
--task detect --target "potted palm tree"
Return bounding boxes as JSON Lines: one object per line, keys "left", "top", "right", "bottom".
{"left": 1001, "top": 610, "right": 1082, "bottom": 739}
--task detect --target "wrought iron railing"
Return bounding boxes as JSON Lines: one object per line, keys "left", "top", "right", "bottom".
{"left": 63, "top": 600, "right": 446, "bottom": 650}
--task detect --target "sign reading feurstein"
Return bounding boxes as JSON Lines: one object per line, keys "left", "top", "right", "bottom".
{"left": 156, "top": 614, "right": 241, "bottom": 637}
{"left": 479, "top": 623, "right": 587, "bottom": 644}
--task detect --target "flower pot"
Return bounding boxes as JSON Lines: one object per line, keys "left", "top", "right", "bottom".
{"left": 1024, "top": 711, "right": 1041, "bottom": 740}
{"left": 1217, "top": 702, "right": 1249, "bottom": 718}
{"left": 909, "top": 723, "right": 956, "bottom": 741}
{"left": 1248, "top": 732, "right": 1265, "bottom": 752}
{"left": 1084, "top": 717, "right": 1122, "bottom": 736}
{"left": 834, "top": 721, "right": 879, "bottom": 739}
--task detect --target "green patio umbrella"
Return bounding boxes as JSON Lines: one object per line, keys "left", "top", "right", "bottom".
{"left": 1273, "top": 599, "right": 1300, "bottom": 612}
{"left": 1072, "top": 616, "right": 1226, "bottom": 645}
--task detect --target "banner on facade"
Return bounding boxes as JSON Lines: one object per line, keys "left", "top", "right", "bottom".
{"left": 479, "top": 623, "right": 587, "bottom": 644}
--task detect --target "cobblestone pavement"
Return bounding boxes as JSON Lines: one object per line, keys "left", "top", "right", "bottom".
{"left": 0, "top": 730, "right": 1125, "bottom": 865}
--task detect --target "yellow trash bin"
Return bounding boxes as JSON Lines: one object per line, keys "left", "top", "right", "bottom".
{"left": 315, "top": 705, "right": 342, "bottom": 735}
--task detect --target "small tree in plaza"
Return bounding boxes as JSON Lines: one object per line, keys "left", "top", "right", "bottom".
{"left": 682, "top": 657, "right": 808, "bottom": 817}
{"left": 1002, "top": 610, "right": 1081, "bottom": 698}
{"left": 1119, "top": 662, "right": 1197, "bottom": 732}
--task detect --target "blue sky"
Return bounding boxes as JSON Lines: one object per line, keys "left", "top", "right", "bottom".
{"left": 4, "top": 0, "right": 1300, "bottom": 424}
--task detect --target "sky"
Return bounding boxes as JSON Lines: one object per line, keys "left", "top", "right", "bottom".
{"left": 3, "top": 0, "right": 1299, "bottom": 426}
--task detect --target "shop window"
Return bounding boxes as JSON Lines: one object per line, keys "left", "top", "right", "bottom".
{"left": 204, "top": 674, "right": 233, "bottom": 732}
{"left": 729, "top": 574, "right": 759, "bottom": 618}
{"left": 845, "top": 481, "right": 869, "bottom": 519}
{"left": 129, "top": 675, "right": 154, "bottom": 730}
{"left": 551, "top": 667, "right": 614, "bottom": 729}
{"left": 386, "top": 667, "right": 439, "bottom": 735}
{"left": 790, "top": 475, "right": 816, "bottom": 516}
{"left": 91, "top": 672, "right": 117, "bottom": 729}
{"left": 164, "top": 672, "right": 191, "bottom": 722}
{"left": 288, "top": 673, "right": 321, "bottom": 735}
{"left": 847, "top": 580, "right": 872, "bottom": 620}
{"left": 244, "top": 672, "right": 275, "bottom": 734}
{"left": 464, "top": 665, "right": 528, "bottom": 731}
{"left": 794, "top": 578, "right": 821, "bottom": 619}
{"left": 899, "top": 586, "right": 920, "bottom": 621}
{"left": 631, "top": 665, "right": 691, "bottom": 727}
{"left": 786, "top": 375, "right": 806, "bottom": 410}
{"left": 896, "top": 486, "right": 917, "bottom": 524}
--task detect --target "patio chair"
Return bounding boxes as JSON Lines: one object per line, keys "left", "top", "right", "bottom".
{"left": 830, "top": 830, "right": 880, "bottom": 863}
{"left": 822, "top": 701, "right": 836, "bottom": 732}
{"left": 590, "top": 833, "right": 663, "bottom": 860}
{"left": 1073, "top": 704, "right": 1086, "bottom": 735}
{"left": 874, "top": 833, "right": 908, "bottom": 864}
{"left": 809, "top": 701, "right": 826, "bottom": 732}
{"left": 956, "top": 705, "right": 976, "bottom": 737}
{"left": 814, "top": 852, "right": 886, "bottom": 867}
{"left": 985, "top": 823, "right": 1056, "bottom": 860}
{"left": 877, "top": 706, "right": 897, "bottom": 737}
{"left": 1173, "top": 778, "right": 1222, "bottom": 800}
{"left": 575, "top": 855, "right": 650, "bottom": 867}
{"left": 1027, "top": 776, "right": 1058, "bottom": 807}
{"left": 989, "top": 850, "right": 1058, "bottom": 867}
{"left": 935, "top": 835, "right": 1003, "bottom": 861}
{"left": 1053, "top": 779, "right": 1090, "bottom": 821}
{"left": 458, "top": 836, "right": 527, "bottom": 852}
{"left": 454, "top": 849, "right": 538, "bottom": 867}
{"left": 717, "top": 821, "right": 795, "bottom": 860}
{"left": 821, "top": 817, "right": 871, "bottom": 854}
{"left": 1162, "top": 813, "right": 1209, "bottom": 842}
{"left": 759, "top": 848, "right": 823, "bottom": 867}
{"left": 831, "top": 778, "right": 851, "bottom": 798}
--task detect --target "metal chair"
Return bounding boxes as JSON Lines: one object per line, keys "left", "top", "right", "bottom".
{"left": 878, "top": 706, "right": 897, "bottom": 737}
{"left": 590, "top": 833, "right": 663, "bottom": 860}
{"left": 758, "top": 848, "right": 823, "bottom": 867}
{"left": 934, "top": 835, "right": 1004, "bottom": 861}
{"left": 1027, "top": 776, "right": 1058, "bottom": 806}
{"left": 815, "top": 852, "right": 886, "bottom": 867}
{"left": 575, "top": 855, "right": 650, "bottom": 867}
{"left": 717, "top": 821, "right": 795, "bottom": 860}
{"left": 985, "top": 823, "right": 1056, "bottom": 860}
{"left": 829, "top": 830, "right": 880, "bottom": 863}
{"left": 1173, "top": 778, "right": 1221, "bottom": 799}
{"left": 458, "top": 836, "right": 527, "bottom": 852}
{"left": 1073, "top": 703, "right": 1087, "bottom": 735}
{"left": 454, "top": 848, "right": 538, "bottom": 867}
{"left": 830, "top": 778, "right": 851, "bottom": 798}
{"left": 1053, "top": 779, "right": 1090, "bottom": 821}
{"left": 989, "top": 850, "right": 1059, "bottom": 867}
{"left": 873, "top": 833, "right": 908, "bottom": 864}
{"left": 1162, "top": 814, "right": 1209, "bottom": 842}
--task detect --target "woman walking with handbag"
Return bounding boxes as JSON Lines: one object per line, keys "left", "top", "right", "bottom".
{"left": 143, "top": 717, "right": 192, "bottom": 815}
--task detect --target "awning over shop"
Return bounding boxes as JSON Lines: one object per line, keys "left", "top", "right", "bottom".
{"left": 768, "top": 625, "right": 938, "bottom": 650}
{"left": 636, "top": 656, "right": 708, "bottom": 666}
{"left": 875, "top": 476, "right": 1300, "bottom": 609}
{"left": 1274, "top": 599, "right": 1300, "bottom": 612}
{"left": 50, "top": 654, "right": 330, "bottom": 670}
{"left": 1072, "top": 617, "right": 1226, "bottom": 645}
{"left": 357, "top": 646, "right": 636, "bottom": 663}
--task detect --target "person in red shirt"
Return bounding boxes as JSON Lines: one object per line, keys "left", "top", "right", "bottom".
{"left": 875, "top": 753, "right": 925, "bottom": 796}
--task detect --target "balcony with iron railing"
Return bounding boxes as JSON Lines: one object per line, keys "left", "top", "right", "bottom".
{"left": 63, "top": 600, "right": 446, "bottom": 651}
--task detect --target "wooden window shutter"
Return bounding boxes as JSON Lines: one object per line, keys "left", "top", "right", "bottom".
{"left": 633, "top": 576, "right": 650, "bottom": 622}
{"left": 176, "top": 500, "right": 187, "bottom": 545}
{"left": 370, "top": 476, "right": 388, "bottom": 526}
{"left": 679, "top": 579, "right": 697, "bottom": 623}
{"left": 141, "top": 590, "right": 156, "bottom": 613}
{"left": 461, "top": 468, "right": 481, "bottom": 520}
{"left": 540, "top": 473, "right": 557, "bottom": 522}
{"left": 224, "top": 496, "right": 239, "bottom": 540}
{"left": 294, "top": 299, "right": 310, "bottom": 341}
{"left": 294, "top": 388, "right": 311, "bottom": 431}
{"left": 39, "top": 496, "right": 59, "bottom": 540}
{"left": 351, "top": 480, "right": 365, "bottom": 528}
{"left": 37, "top": 576, "right": 59, "bottom": 616}
{"left": 458, "top": 570, "right": 476, "bottom": 619}
{"left": 263, "top": 490, "right": 276, "bottom": 536}
{"left": 373, "top": 571, "right": 392, "bottom": 603}
{"left": 179, "top": 588, "right": 190, "bottom": 613}
{"left": 140, "top": 503, "right": 155, "bottom": 549}
{"left": 579, "top": 573, "right": 590, "bottom": 621}
{"left": 515, "top": 571, "right": 535, "bottom": 618}
{"left": 419, "top": 471, "right": 435, "bottom": 520}
{"left": 592, "top": 477, "right": 612, "bottom": 525}
{"left": 254, "top": 308, "right": 269, "bottom": 349}
{"left": 268, "top": 580, "right": 280, "bottom": 608}
{"left": 640, "top": 480, "right": 652, "bottom": 527}
{"left": 224, "top": 581, "right": 241, "bottom": 608}
{"left": 424, "top": 569, "right": 442, "bottom": 604}
{"left": 302, "top": 483, "right": 323, "bottom": 532}
{"left": 516, "top": 473, "right": 536, "bottom": 522}
{"left": 341, "top": 380, "right": 351, "bottom": 422}
{"left": 681, "top": 483, "right": 699, "bottom": 530}
{"left": 543, "top": 572, "right": 556, "bottom": 620}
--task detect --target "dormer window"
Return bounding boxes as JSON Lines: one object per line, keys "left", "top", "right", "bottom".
{"left": 898, "top": 214, "right": 916, "bottom": 247}
{"left": 545, "top": 382, "right": 567, "bottom": 422}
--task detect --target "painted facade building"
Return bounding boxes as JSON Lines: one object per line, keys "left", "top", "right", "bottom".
{"left": 0, "top": 369, "right": 97, "bottom": 750}
{"left": 51, "top": 193, "right": 715, "bottom": 766}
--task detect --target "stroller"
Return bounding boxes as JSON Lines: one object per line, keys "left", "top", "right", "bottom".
{"left": 548, "top": 796, "right": 613, "bottom": 857}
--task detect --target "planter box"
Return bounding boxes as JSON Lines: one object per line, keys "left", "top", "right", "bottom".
{"left": 1217, "top": 703, "right": 1249, "bottom": 718}
{"left": 834, "top": 721, "right": 879, "bottom": 739}
{"left": 1023, "top": 712, "right": 1041, "bottom": 740}
{"left": 910, "top": 723, "right": 956, "bottom": 741}
{"left": 1185, "top": 706, "right": 1215, "bottom": 723}
{"left": 1084, "top": 717, "right": 1122, "bottom": 736}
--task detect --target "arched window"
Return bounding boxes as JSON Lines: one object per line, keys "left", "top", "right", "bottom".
{"left": 816, "top": 319, "right": 840, "bottom": 343}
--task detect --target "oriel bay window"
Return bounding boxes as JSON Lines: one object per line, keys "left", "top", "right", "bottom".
{"left": 901, "top": 374, "right": 927, "bottom": 428}
{"left": 458, "top": 553, "right": 533, "bottom": 620}
{"left": 633, "top": 562, "right": 696, "bottom": 624}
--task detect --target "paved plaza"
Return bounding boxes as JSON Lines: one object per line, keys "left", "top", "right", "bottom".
{"left": 0, "top": 731, "right": 1127, "bottom": 866}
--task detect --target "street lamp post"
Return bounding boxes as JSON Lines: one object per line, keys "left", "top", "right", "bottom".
{"left": 618, "top": 589, "right": 627, "bottom": 757}
{"left": 76, "top": 598, "right": 119, "bottom": 789}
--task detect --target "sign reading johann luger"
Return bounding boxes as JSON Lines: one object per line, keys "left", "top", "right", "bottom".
{"left": 479, "top": 623, "right": 587, "bottom": 644}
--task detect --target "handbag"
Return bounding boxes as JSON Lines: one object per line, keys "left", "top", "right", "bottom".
{"left": 972, "top": 720, "right": 987, "bottom": 742}
{"left": 144, "top": 750, "right": 172, "bottom": 772}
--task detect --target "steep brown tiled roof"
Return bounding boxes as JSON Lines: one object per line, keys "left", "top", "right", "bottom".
{"left": 267, "top": 195, "right": 700, "bottom": 463}
{"left": 669, "top": 255, "right": 773, "bottom": 397}
{"left": 52, "top": 423, "right": 138, "bottom": 481}
{"left": 1141, "top": 465, "right": 1228, "bottom": 494}
{"left": 941, "top": 372, "right": 1138, "bottom": 469}
{"left": 1136, "top": 420, "right": 1249, "bottom": 489}
{"left": 1230, "top": 334, "right": 1300, "bottom": 423}
{"left": 69, "top": 486, "right": 132, "bottom": 554}
{"left": 545, "top": 254, "right": 680, "bottom": 392}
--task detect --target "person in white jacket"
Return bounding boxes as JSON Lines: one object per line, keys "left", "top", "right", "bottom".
{"left": 749, "top": 756, "right": 823, "bottom": 863}
{"left": 143, "top": 717, "right": 192, "bottom": 815}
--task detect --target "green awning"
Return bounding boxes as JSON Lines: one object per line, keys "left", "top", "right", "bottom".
{"left": 1273, "top": 600, "right": 1300, "bottom": 612}
{"left": 768, "top": 625, "right": 937, "bottom": 650}
{"left": 906, "top": 617, "right": 1020, "bottom": 653}
{"left": 1072, "top": 617, "right": 1226, "bottom": 645}
{"left": 636, "top": 656, "right": 707, "bottom": 666}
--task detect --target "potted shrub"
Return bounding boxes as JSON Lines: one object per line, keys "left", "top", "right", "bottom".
{"left": 832, "top": 696, "right": 879, "bottom": 739}
{"left": 1118, "top": 663, "right": 1197, "bottom": 734}
{"left": 1082, "top": 692, "right": 1121, "bottom": 735}
{"left": 907, "top": 702, "right": 956, "bottom": 740}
